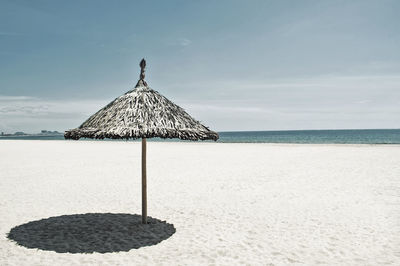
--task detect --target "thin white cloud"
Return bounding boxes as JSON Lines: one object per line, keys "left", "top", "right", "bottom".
{"left": 170, "top": 74, "right": 400, "bottom": 131}
{"left": 0, "top": 95, "right": 37, "bottom": 101}
{"left": 173, "top": 74, "right": 400, "bottom": 91}
{"left": 0, "top": 96, "right": 109, "bottom": 133}
{"left": 179, "top": 38, "right": 191, "bottom": 46}
{"left": 167, "top": 37, "right": 192, "bottom": 47}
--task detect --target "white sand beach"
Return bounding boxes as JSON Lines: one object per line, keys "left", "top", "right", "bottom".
{"left": 0, "top": 140, "right": 399, "bottom": 265}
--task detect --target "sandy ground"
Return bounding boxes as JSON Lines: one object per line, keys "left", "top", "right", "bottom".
{"left": 0, "top": 140, "right": 399, "bottom": 265}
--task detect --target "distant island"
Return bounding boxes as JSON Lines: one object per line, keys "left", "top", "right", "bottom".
{"left": 0, "top": 130, "right": 63, "bottom": 137}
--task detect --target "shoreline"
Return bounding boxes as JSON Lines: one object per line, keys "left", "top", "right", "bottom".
{"left": 1, "top": 129, "right": 399, "bottom": 145}
{"left": 1, "top": 138, "right": 400, "bottom": 147}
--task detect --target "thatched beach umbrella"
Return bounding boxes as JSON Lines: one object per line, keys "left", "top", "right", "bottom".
{"left": 65, "top": 59, "right": 219, "bottom": 224}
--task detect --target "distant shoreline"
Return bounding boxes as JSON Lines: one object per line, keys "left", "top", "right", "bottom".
{"left": 0, "top": 129, "right": 399, "bottom": 144}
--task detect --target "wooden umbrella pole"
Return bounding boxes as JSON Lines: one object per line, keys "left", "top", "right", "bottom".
{"left": 141, "top": 137, "right": 147, "bottom": 224}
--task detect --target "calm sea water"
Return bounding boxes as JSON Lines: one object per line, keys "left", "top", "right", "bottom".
{"left": 1, "top": 129, "right": 399, "bottom": 144}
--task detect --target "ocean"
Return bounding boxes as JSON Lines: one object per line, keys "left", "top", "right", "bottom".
{"left": 1, "top": 129, "right": 399, "bottom": 144}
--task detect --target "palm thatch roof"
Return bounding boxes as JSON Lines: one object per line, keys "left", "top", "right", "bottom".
{"left": 64, "top": 59, "right": 218, "bottom": 141}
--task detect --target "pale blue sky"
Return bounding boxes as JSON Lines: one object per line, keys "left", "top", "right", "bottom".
{"left": 1, "top": 0, "right": 399, "bottom": 132}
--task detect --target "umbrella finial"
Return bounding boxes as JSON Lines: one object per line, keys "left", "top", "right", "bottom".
{"left": 140, "top": 58, "right": 146, "bottom": 80}
{"left": 136, "top": 58, "right": 148, "bottom": 87}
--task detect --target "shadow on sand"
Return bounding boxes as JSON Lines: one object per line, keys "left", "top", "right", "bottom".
{"left": 7, "top": 213, "right": 176, "bottom": 253}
